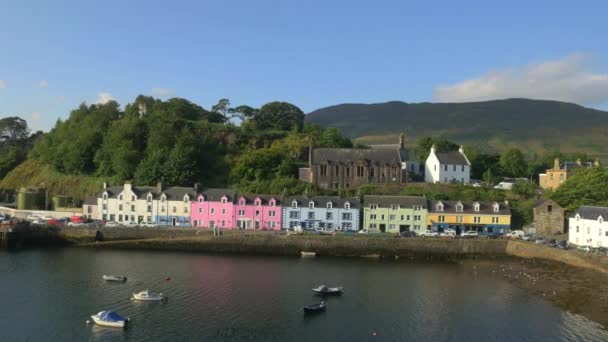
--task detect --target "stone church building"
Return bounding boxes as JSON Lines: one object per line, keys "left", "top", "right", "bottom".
{"left": 299, "top": 134, "right": 420, "bottom": 190}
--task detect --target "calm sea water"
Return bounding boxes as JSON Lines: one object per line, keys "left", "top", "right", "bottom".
{"left": 0, "top": 248, "right": 606, "bottom": 342}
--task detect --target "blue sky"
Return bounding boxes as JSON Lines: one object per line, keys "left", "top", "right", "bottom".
{"left": 1, "top": 0, "right": 608, "bottom": 131}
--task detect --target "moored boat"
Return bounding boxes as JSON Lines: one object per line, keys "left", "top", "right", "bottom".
{"left": 132, "top": 290, "right": 166, "bottom": 301}
{"left": 300, "top": 251, "right": 316, "bottom": 257}
{"left": 90, "top": 310, "right": 129, "bottom": 328}
{"left": 303, "top": 301, "right": 326, "bottom": 314}
{"left": 102, "top": 275, "right": 127, "bottom": 282}
{"left": 312, "top": 285, "right": 344, "bottom": 295}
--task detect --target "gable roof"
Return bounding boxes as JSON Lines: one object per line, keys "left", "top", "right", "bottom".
{"left": 312, "top": 148, "right": 408, "bottom": 165}
{"left": 83, "top": 197, "right": 97, "bottom": 205}
{"left": 236, "top": 194, "right": 282, "bottom": 205}
{"left": 562, "top": 161, "right": 593, "bottom": 171}
{"left": 363, "top": 195, "right": 427, "bottom": 208}
{"left": 534, "top": 199, "right": 562, "bottom": 208}
{"left": 434, "top": 151, "right": 469, "bottom": 165}
{"left": 572, "top": 206, "right": 608, "bottom": 219}
{"left": 199, "top": 188, "right": 237, "bottom": 202}
{"left": 429, "top": 200, "right": 510, "bottom": 215}
{"left": 285, "top": 196, "right": 360, "bottom": 209}
{"left": 161, "top": 187, "right": 197, "bottom": 200}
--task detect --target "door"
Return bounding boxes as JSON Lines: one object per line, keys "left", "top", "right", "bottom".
{"left": 172, "top": 218, "right": 177, "bottom": 226}
{"left": 209, "top": 221, "right": 215, "bottom": 229}
{"left": 379, "top": 224, "right": 386, "bottom": 233}
{"left": 255, "top": 221, "right": 260, "bottom": 229}
{"left": 399, "top": 225, "right": 409, "bottom": 233}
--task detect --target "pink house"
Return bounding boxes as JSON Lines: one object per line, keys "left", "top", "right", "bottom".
{"left": 234, "top": 194, "right": 282, "bottom": 230}
{"left": 190, "top": 189, "right": 236, "bottom": 229}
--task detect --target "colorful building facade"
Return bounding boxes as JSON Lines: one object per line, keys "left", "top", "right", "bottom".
{"left": 190, "top": 189, "right": 236, "bottom": 229}
{"left": 362, "top": 195, "right": 428, "bottom": 234}
{"left": 234, "top": 194, "right": 282, "bottom": 230}
{"left": 281, "top": 196, "right": 360, "bottom": 231}
{"left": 427, "top": 200, "right": 511, "bottom": 234}
{"left": 568, "top": 206, "right": 608, "bottom": 247}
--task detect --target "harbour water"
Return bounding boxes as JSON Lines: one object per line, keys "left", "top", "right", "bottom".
{"left": 0, "top": 248, "right": 607, "bottom": 341}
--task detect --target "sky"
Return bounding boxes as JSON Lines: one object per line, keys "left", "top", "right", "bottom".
{"left": 1, "top": 0, "right": 608, "bottom": 132}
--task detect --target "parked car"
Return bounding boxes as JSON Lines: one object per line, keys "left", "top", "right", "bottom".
{"left": 461, "top": 230, "right": 479, "bottom": 238}
{"left": 26, "top": 215, "right": 41, "bottom": 221}
{"left": 545, "top": 239, "right": 558, "bottom": 248}
{"left": 123, "top": 222, "right": 139, "bottom": 227}
{"left": 577, "top": 245, "right": 591, "bottom": 253}
{"left": 67, "top": 221, "right": 84, "bottom": 227}
{"left": 557, "top": 240, "right": 569, "bottom": 250}
{"left": 506, "top": 230, "right": 525, "bottom": 239}
{"left": 419, "top": 230, "right": 439, "bottom": 237}
{"left": 598, "top": 247, "right": 608, "bottom": 255}
{"left": 493, "top": 182, "right": 514, "bottom": 190}
{"left": 521, "top": 234, "right": 533, "bottom": 241}
{"left": 105, "top": 221, "right": 119, "bottom": 228}
{"left": 399, "top": 231, "right": 417, "bottom": 238}
{"left": 31, "top": 219, "right": 47, "bottom": 226}
{"left": 485, "top": 233, "right": 500, "bottom": 239}
{"left": 439, "top": 229, "right": 456, "bottom": 238}
{"left": 534, "top": 237, "right": 546, "bottom": 244}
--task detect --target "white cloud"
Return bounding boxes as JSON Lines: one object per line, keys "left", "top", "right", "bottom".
{"left": 31, "top": 112, "right": 41, "bottom": 122}
{"left": 151, "top": 87, "right": 175, "bottom": 97}
{"left": 434, "top": 54, "right": 608, "bottom": 106}
{"left": 96, "top": 92, "right": 115, "bottom": 104}
{"left": 0, "top": 80, "right": 5, "bottom": 89}
{"left": 39, "top": 80, "right": 48, "bottom": 88}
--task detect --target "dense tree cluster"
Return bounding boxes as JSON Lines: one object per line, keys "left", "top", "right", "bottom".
{"left": 0, "top": 117, "right": 41, "bottom": 179}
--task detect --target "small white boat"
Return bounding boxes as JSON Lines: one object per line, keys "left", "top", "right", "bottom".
{"left": 301, "top": 251, "right": 316, "bottom": 257}
{"left": 132, "top": 290, "right": 166, "bottom": 301}
{"left": 312, "top": 285, "right": 344, "bottom": 295}
{"left": 103, "top": 275, "right": 127, "bottom": 282}
{"left": 90, "top": 310, "right": 129, "bottom": 328}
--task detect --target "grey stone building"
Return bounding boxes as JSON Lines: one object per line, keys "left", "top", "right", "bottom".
{"left": 533, "top": 199, "right": 566, "bottom": 235}
{"left": 299, "top": 134, "right": 420, "bottom": 190}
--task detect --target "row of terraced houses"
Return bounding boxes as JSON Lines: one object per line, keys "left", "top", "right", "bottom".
{"left": 83, "top": 182, "right": 511, "bottom": 234}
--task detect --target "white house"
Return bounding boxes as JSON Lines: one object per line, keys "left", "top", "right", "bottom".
{"left": 424, "top": 145, "right": 471, "bottom": 184}
{"left": 568, "top": 206, "right": 608, "bottom": 247}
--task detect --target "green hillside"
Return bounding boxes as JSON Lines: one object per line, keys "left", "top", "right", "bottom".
{"left": 306, "top": 98, "right": 608, "bottom": 156}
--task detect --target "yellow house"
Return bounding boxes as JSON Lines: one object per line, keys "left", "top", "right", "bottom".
{"left": 428, "top": 200, "right": 511, "bottom": 234}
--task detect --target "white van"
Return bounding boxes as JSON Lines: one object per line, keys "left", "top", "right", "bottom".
{"left": 506, "top": 230, "right": 525, "bottom": 238}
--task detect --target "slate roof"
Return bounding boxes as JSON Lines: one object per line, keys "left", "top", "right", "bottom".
{"left": 429, "top": 200, "right": 511, "bottom": 215}
{"left": 434, "top": 151, "right": 469, "bottom": 165}
{"left": 312, "top": 148, "right": 409, "bottom": 165}
{"left": 363, "top": 195, "right": 427, "bottom": 208}
{"left": 83, "top": 197, "right": 97, "bottom": 205}
{"left": 572, "top": 206, "right": 608, "bottom": 219}
{"left": 236, "top": 194, "right": 282, "bottom": 205}
{"left": 101, "top": 184, "right": 196, "bottom": 200}
{"left": 199, "top": 188, "right": 237, "bottom": 202}
{"left": 534, "top": 199, "right": 562, "bottom": 208}
{"left": 284, "top": 196, "right": 361, "bottom": 209}
{"left": 561, "top": 161, "right": 593, "bottom": 171}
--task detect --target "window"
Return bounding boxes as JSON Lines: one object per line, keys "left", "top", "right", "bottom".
{"left": 289, "top": 221, "right": 299, "bottom": 228}
{"left": 400, "top": 215, "right": 404, "bottom": 220}
{"left": 438, "top": 215, "right": 445, "bottom": 222}
{"left": 110, "top": 214, "right": 115, "bottom": 221}
{"left": 221, "top": 221, "right": 225, "bottom": 227}
{"left": 456, "top": 205, "right": 463, "bottom": 212}
{"left": 389, "top": 224, "right": 396, "bottom": 230}
{"left": 327, "top": 223, "right": 334, "bottom": 229}
{"left": 102, "top": 204, "right": 107, "bottom": 210}
{"left": 493, "top": 204, "right": 499, "bottom": 213}
{"left": 292, "top": 201, "right": 298, "bottom": 208}
{"left": 357, "top": 166, "right": 364, "bottom": 177}
{"left": 406, "top": 215, "right": 411, "bottom": 220}
{"left": 335, "top": 165, "right": 339, "bottom": 175}
{"left": 239, "top": 199, "right": 245, "bottom": 206}
{"left": 147, "top": 205, "right": 152, "bottom": 212}
{"left": 255, "top": 210, "right": 260, "bottom": 216}
{"left": 370, "top": 204, "right": 378, "bottom": 210}
{"left": 119, "top": 204, "right": 123, "bottom": 211}
{"left": 456, "top": 215, "right": 463, "bottom": 223}
{"left": 474, "top": 216, "right": 481, "bottom": 223}
{"left": 474, "top": 203, "right": 480, "bottom": 212}
{"left": 199, "top": 197, "right": 204, "bottom": 203}
{"left": 370, "top": 168, "right": 375, "bottom": 177}
{"left": 370, "top": 214, "right": 377, "bottom": 220}
{"left": 343, "top": 213, "right": 352, "bottom": 220}
{"left": 269, "top": 211, "right": 276, "bottom": 217}
{"left": 132, "top": 195, "right": 135, "bottom": 201}
{"left": 343, "top": 222, "right": 352, "bottom": 230}
{"left": 221, "top": 208, "right": 226, "bottom": 215}
{"left": 345, "top": 202, "right": 350, "bottom": 209}
{"left": 414, "top": 215, "right": 421, "bottom": 221}
{"left": 184, "top": 207, "right": 188, "bottom": 213}
{"left": 239, "top": 210, "right": 245, "bottom": 216}
{"left": 391, "top": 205, "right": 399, "bottom": 210}
{"left": 147, "top": 216, "right": 152, "bottom": 222}
{"left": 461, "top": 165, "right": 465, "bottom": 172}
{"left": 269, "top": 221, "right": 276, "bottom": 228}
{"left": 308, "top": 212, "right": 315, "bottom": 220}
{"left": 118, "top": 214, "right": 123, "bottom": 221}
{"left": 131, "top": 205, "right": 135, "bottom": 211}
{"left": 414, "top": 225, "right": 420, "bottom": 230}
{"left": 492, "top": 217, "right": 499, "bottom": 224}
{"left": 389, "top": 215, "right": 396, "bottom": 220}
{"left": 147, "top": 195, "right": 153, "bottom": 202}
{"left": 381, "top": 215, "right": 385, "bottom": 220}
{"left": 221, "top": 198, "right": 227, "bottom": 204}
{"left": 320, "top": 165, "right": 327, "bottom": 176}
{"left": 103, "top": 193, "right": 107, "bottom": 200}
{"left": 210, "top": 208, "right": 215, "bottom": 214}
{"left": 309, "top": 201, "right": 315, "bottom": 209}
{"left": 547, "top": 204, "right": 552, "bottom": 212}
{"left": 161, "top": 206, "right": 165, "bottom": 213}
{"left": 119, "top": 195, "right": 123, "bottom": 200}
{"left": 453, "top": 165, "right": 456, "bottom": 171}
{"left": 444, "top": 165, "right": 447, "bottom": 171}
{"left": 87, "top": 206, "right": 92, "bottom": 214}
{"left": 326, "top": 212, "right": 333, "bottom": 220}
{"left": 369, "top": 224, "right": 377, "bottom": 229}
{"left": 161, "top": 196, "right": 166, "bottom": 202}
{"left": 436, "top": 203, "right": 443, "bottom": 211}
{"left": 289, "top": 211, "right": 300, "bottom": 219}
{"left": 172, "top": 206, "right": 176, "bottom": 213}
{"left": 327, "top": 202, "right": 332, "bottom": 209}
{"left": 346, "top": 167, "right": 350, "bottom": 177}
{"left": 184, "top": 196, "right": 189, "bottom": 203}
{"left": 198, "top": 208, "right": 202, "bottom": 214}
{"left": 414, "top": 205, "right": 422, "bottom": 211}
{"left": 255, "top": 200, "right": 261, "bottom": 206}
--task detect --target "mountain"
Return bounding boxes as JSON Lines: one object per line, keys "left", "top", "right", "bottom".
{"left": 306, "top": 98, "right": 608, "bottom": 156}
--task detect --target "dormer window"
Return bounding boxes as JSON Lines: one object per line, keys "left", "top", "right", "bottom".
{"left": 576, "top": 214, "right": 580, "bottom": 221}
{"left": 436, "top": 203, "right": 444, "bottom": 212}
{"left": 198, "top": 196, "right": 204, "bottom": 203}
{"left": 147, "top": 194, "right": 153, "bottom": 202}
{"left": 161, "top": 194, "right": 166, "bottom": 202}
{"left": 239, "top": 199, "right": 245, "bottom": 206}
{"left": 493, "top": 203, "right": 499, "bottom": 213}
{"left": 103, "top": 193, "right": 108, "bottom": 200}
{"left": 600, "top": 217, "right": 604, "bottom": 224}
{"left": 345, "top": 202, "right": 350, "bottom": 210}
{"left": 184, "top": 195, "right": 189, "bottom": 203}
{"left": 292, "top": 200, "right": 298, "bottom": 209}
{"left": 473, "top": 203, "right": 480, "bottom": 212}
{"left": 327, "top": 202, "right": 332, "bottom": 209}
{"left": 269, "top": 200, "right": 275, "bottom": 207}
{"left": 221, "top": 197, "right": 227, "bottom": 204}
{"left": 391, "top": 205, "right": 399, "bottom": 210}
{"left": 370, "top": 204, "right": 378, "bottom": 210}
{"left": 255, "top": 200, "right": 261, "bottom": 206}
{"left": 456, "top": 204, "right": 463, "bottom": 212}
{"left": 309, "top": 201, "right": 315, "bottom": 209}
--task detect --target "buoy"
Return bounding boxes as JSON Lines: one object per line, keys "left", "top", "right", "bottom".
{"left": 166, "top": 277, "right": 171, "bottom": 281}
{"left": 86, "top": 320, "right": 91, "bottom": 324}
{"left": 373, "top": 332, "right": 377, "bottom": 336}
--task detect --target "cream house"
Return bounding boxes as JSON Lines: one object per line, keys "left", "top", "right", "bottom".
{"left": 569, "top": 206, "right": 608, "bottom": 247}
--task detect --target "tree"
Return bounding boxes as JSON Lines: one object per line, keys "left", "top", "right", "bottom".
{"left": 499, "top": 148, "right": 527, "bottom": 177}
{"left": 0, "top": 117, "right": 29, "bottom": 145}
{"left": 231, "top": 105, "right": 259, "bottom": 123}
{"left": 416, "top": 136, "right": 459, "bottom": 161}
{"left": 211, "top": 98, "right": 231, "bottom": 122}
{"left": 255, "top": 102, "right": 305, "bottom": 131}
{"left": 552, "top": 167, "right": 608, "bottom": 212}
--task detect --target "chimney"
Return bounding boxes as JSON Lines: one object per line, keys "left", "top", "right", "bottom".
{"left": 194, "top": 183, "right": 201, "bottom": 193}
{"left": 103, "top": 182, "right": 107, "bottom": 189}
{"left": 458, "top": 145, "right": 464, "bottom": 154}
{"left": 430, "top": 144, "right": 436, "bottom": 154}
{"left": 576, "top": 158, "right": 582, "bottom": 166}
{"left": 124, "top": 181, "right": 132, "bottom": 193}
{"left": 504, "top": 200, "right": 509, "bottom": 206}
{"left": 595, "top": 158, "right": 601, "bottom": 167}
{"left": 157, "top": 181, "right": 164, "bottom": 193}
{"left": 399, "top": 133, "right": 405, "bottom": 150}
{"left": 554, "top": 158, "right": 560, "bottom": 170}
